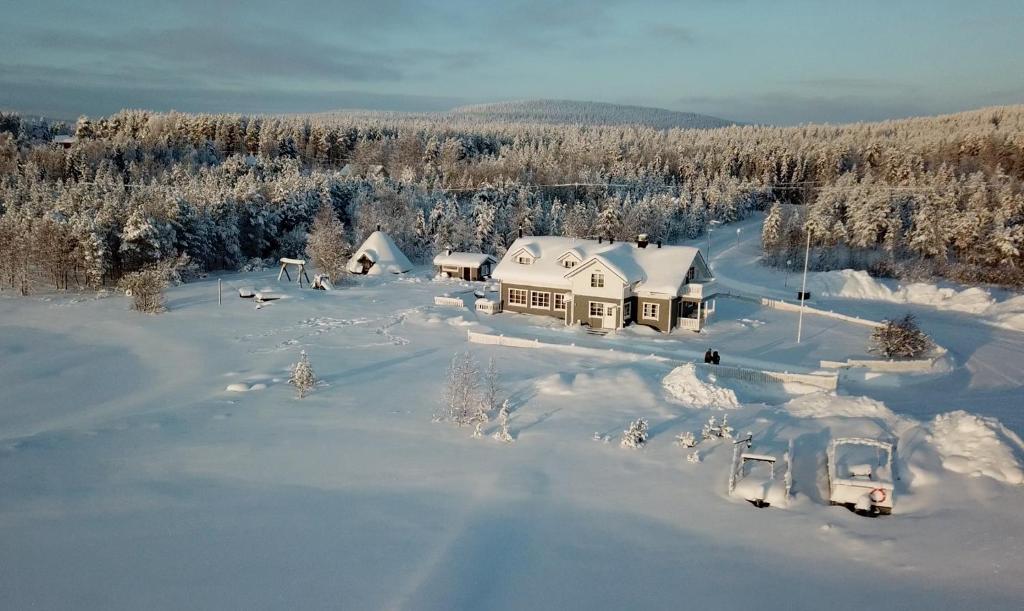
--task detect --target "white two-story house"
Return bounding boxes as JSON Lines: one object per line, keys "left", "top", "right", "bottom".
{"left": 491, "top": 234, "right": 717, "bottom": 332}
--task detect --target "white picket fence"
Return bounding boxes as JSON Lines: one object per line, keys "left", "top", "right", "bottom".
{"left": 757, "top": 297, "right": 883, "bottom": 328}
{"left": 820, "top": 350, "right": 946, "bottom": 373}
{"left": 434, "top": 295, "right": 466, "bottom": 308}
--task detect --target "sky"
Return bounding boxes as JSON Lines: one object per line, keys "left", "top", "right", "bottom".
{"left": 1, "top": 0, "right": 1022, "bottom": 125}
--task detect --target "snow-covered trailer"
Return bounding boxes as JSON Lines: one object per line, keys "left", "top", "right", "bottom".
{"left": 827, "top": 437, "right": 895, "bottom": 516}
{"left": 727, "top": 440, "right": 792, "bottom": 508}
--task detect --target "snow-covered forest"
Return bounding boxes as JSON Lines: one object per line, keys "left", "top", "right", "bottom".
{"left": 0, "top": 104, "right": 1022, "bottom": 294}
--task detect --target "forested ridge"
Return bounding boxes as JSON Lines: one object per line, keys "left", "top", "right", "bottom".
{"left": 0, "top": 104, "right": 1022, "bottom": 294}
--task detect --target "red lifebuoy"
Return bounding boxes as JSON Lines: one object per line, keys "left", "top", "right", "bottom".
{"left": 869, "top": 488, "right": 887, "bottom": 503}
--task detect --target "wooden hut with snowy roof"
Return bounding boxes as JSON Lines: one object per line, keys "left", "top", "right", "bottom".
{"left": 347, "top": 229, "right": 413, "bottom": 275}
{"left": 433, "top": 248, "right": 497, "bottom": 281}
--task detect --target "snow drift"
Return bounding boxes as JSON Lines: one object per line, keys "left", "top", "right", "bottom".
{"left": 806, "top": 269, "right": 1024, "bottom": 331}
{"left": 928, "top": 411, "right": 1024, "bottom": 485}
{"left": 662, "top": 364, "right": 740, "bottom": 409}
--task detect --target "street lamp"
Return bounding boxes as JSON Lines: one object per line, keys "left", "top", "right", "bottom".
{"left": 784, "top": 259, "right": 792, "bottom": 287}
{"left": 796, "top": 228, "right": 812, "bottom": 344}
{"left": 735, "top": 227, "right": 741, "bottom": 248}
{"left": 706, "top": 220, "right": 721, "bottom": 268}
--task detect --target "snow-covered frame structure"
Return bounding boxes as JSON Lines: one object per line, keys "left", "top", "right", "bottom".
{"left": 490, "top": 234, "right": 717, "bottom": 332}
{"left": 826, "top": 437, "right": 896, "bottom": 516}
{"left": 347, "top": 230, "right": 413, "bottom": 276}
{"left": 433, "top": 250, "right": 497, "bottom": 281}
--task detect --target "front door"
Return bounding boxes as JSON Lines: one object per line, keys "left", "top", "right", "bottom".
{"left": 463, "top": 268, "right": 471, "bottom": 281}
{"left": 603, "top": 305, "right": 618, "bottom": 330}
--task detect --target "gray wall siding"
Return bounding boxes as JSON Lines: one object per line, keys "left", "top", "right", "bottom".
{"left": 572, "top": 295, "right": 622, "bottom": 328}
{"left": 502, "top": 282, "right": 567, "bottom": 321}
{"left": 636, "top": 296, "right": 675, "bottom": 333}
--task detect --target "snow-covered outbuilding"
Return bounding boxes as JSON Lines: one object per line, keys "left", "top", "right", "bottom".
{"left": 52, "top": 135, "right": 76, "bottom": 149}
{"left": 433, "top": 249, "right": 497, "bottom": 281}
{"left": 491, "top": 234, "right": 717, "bottom": 333}
{"left": 347, "top": 230, "right": 413, "bottom": 275}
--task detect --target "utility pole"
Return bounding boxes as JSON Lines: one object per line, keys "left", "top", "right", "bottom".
{"left": 796, "top": 229, "right": 811, "bottom": 344}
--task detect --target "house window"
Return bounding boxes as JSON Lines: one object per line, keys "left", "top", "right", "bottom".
{"left": 517, "top": 256, "right": 532, "bottom": 265}
{"left": 563, "top": 259, "right": 577, "bottom": 268}
{"left": 530, "top": 291, "right": 551, "bottom": 309}
{"left": 687, "top": 266, "right": 696, "bottom": 282}
{"left": 508, "top": 288, "right": 527, "bottom": 306}
{"left": 553, "top": 293, "right": 567, "bottom": 311}
{"left": 591, "top": 272, "right": 604, "bottom": 288}
{"left": 623, "top": 301, "right": 632, "bottom": 319}
{"left": 642, "top": 302, "right": 660, "bottom": 320}
{"left": 589, "top": 302, "right": 605, "bottom": 317}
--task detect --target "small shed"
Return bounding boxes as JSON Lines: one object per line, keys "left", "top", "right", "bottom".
{"left": 53, "top": 135, "right": 76, "bottom": 149}
{"left": 433, "top": 250, "right": 497, "bottom": 281}
{"left": 347, "top": 230, "right": 413, "bottom": 275}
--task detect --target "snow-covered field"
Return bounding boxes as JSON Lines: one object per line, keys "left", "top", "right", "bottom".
{"left": 2, "top": 229, "right": 1024, "bottom": 609}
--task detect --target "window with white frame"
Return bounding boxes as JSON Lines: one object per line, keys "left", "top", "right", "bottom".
{"left": 517, "top": 255, "right": 533, "bottom": 265}
{"left": 553, "top": 293, "right": 567, "bottom": 311}
{"left": 687, "top": 266, "right": 696, "bottom": 282}
{"left": 623, "top": 301, "right": 632, "bottom": 319}
{"left": 508, "top": 288, "right": 527, "bottom": 306}
{"left": 530, "top": 291, "right": 550, "bottom": 309}
{"left": 591, "top": 272, "right": 604, "bottom": 288}
{"left": 589, "top": 301, "right": 605, "bottom": 317}
{"left": 562, "top": 259, "right": 577, "bottom": 268}
{"left": 642, "top": 302, "right": 660, "bottom": 320}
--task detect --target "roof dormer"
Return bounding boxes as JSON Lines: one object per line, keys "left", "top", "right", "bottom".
{"left": 510, "top": 244, "right": 540, "bottom": 265}
{"left": 556, "top": 249, "right": 583, "bottom": 269}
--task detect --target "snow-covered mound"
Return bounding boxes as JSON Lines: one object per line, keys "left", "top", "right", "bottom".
{"left": 662, "top": 364, "right": 740, "bottom": 409}
{"left": 807, "top": 270, "right": 995, "bottom": 313}
{"left": 782, "top": 393, "right": 897, "bottom": 421}
{"left": 347, "top": 231, "right": 413, "bottom": 275}
{"left": 928, "top": 411, "right": 1024, "bottom": 485}
{"left": 806, "top": 269, "right": 1024, "bottom": 331}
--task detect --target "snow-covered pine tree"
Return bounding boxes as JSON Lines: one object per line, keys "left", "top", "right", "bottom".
{"left": 761, "top": 201, "right": 783, "bottom": 255}
{"left": 289, "top": 350, "right": 317, "bottom": 399}
{"left": 620, "top": 418, "right": 649, "bottom": 449}
{"left": 594, "top": 197, "right": 623, "bottom": 240}
{"left": 305, "top": 202, "right": 350, "bottom": 282}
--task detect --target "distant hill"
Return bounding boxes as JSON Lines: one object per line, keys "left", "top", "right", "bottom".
{"left": 446, "top": 99, "right": 734, "bottom": 130}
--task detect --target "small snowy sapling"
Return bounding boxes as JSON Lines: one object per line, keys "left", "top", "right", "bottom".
{"left": 675, "top": 431, "right": 697, "bottom": 448}
{"left": 492, "top": 400, "right": 514, "bottom": 443}
{"left": 435, "top": 351, "right": 488, "bottom": 429}
{"left": 621, "top": 418, "right": 649, "bottom": 449}
{"left": 288, "top": 350, "right": 317, "bottom": 399}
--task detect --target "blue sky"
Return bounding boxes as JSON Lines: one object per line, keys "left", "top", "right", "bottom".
{"left": 1, "top": 0, "right": 1022, "bottom": 124}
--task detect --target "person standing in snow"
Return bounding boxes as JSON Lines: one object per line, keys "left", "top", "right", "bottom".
{"left": 712, "top": 351, "right": 720, "bottom": 365}
{"left": 704, "top": 349, "right": 713, "bottom": 364}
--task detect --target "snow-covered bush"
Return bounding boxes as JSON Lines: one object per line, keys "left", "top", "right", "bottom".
{"left": 870, "top": 313, "right": 933, "bottom": 358}
{"left": 701, "top": 415, "right": 733, "bottom": 440}
{"left": 492, "top": 400, "right": 513, "bottom": 443}
{"left": 620, "top": 418, "right": 649, "bottom": 449}
{"left": 288, "top": 350, "right": 317, "bottom": 399}
{"left": 435, "top": 351, "right": 488, "bottom": 428}
{"left": 481, "top": 357, "right": 502, "bottom": 415}
{"left": 118, "top": 265, "right": 168, "bottom": 313}
{"left": 674, "top": 431, "right": 697, "bottom": 448}
{"left": 158, "top": 253, "right": 202, "bottom": 285}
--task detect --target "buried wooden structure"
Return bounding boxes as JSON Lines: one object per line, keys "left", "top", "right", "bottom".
{"left": 278, "top": 257, "right": 312, "bottom": 287}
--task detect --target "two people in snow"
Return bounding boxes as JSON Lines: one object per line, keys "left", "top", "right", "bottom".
{"left": 704, "top": 349, "right": 720, "bottom": 365}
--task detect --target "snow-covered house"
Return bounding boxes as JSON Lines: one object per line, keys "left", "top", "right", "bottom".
{"left": 433, "top": 250, "right": 497, "bottom": 281}
{"left": 491, "top": 234, "right": 716, "bottom": 332}
{"left": 347, "top": 230, "right": 413, "bottom": 275}
{"left": 52, "top": 135, "right": 76, "bottom": 149}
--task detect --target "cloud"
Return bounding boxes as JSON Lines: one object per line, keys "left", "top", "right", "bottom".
{"left": 647, "top": 24, "right": 695, "bottom": 45}
{"left": 675, "top": 91, "right": 935, "bottom": 125}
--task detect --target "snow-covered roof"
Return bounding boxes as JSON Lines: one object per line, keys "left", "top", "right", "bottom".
{"left": 53, "top": 135, "right": 76, "bottom": 144}
{"left": 347, "top": 231, "right": 413, "bottom": 275}
{"left": 432, "top": 252, "right": 496, "bottom": 267}
{"left": 492, "top": 236, "right": 706, "bottom": 296}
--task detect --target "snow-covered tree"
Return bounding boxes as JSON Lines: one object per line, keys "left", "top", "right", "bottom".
{"left": 481, "top": 357, "right": 502, "bottom": 415}
{"left": 118, "top": 265, "right": 168, "bottom": 313}
{"left": 492, "top": 400, "right": 513, "bottom": 443}
{"left": 305, "top": 203, "right": 350, "bottom": 282}
{"left": 289, "top": 350, "right": 317, "bottom": 399}
{"left": 620, "top": 418, "right": 649, "bottom": 449}
{"left": 870, "top": 313, "right": 933, "bottom": 358}
{"left": 435, "top": 351, "right": 486, "bottom": 427}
